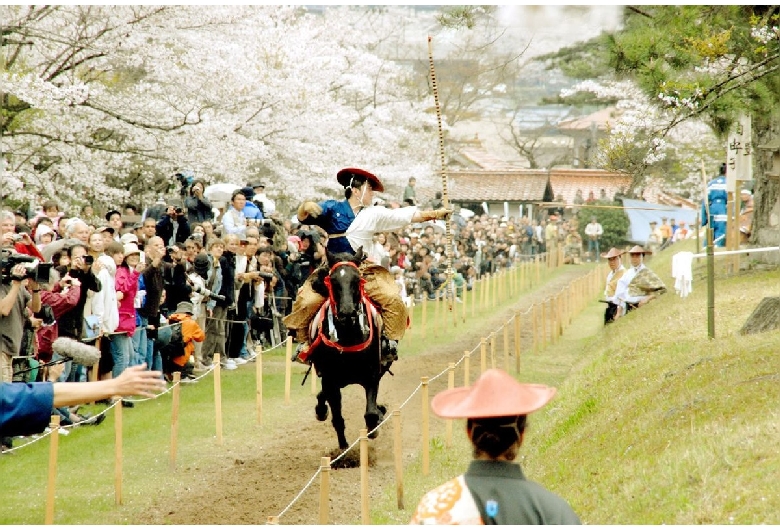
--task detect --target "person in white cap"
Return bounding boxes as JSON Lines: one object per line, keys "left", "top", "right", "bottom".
{"left": 410, "top": 369, "right": 580, "bottom": 525}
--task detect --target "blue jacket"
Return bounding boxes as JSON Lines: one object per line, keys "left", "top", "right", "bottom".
{"left": 243, "top": 201, "right": 264, "bottom": 221}
{"left": 1, "top": 382, "right": 54, "bottom": 437}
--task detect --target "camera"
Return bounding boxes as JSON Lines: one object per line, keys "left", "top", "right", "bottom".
{"left": 258, "top": 271, "right": 275, "bottom": 281}
{"left": 34, "top": 304, "right": 56, "bottom": 326}
{"left": 0, "top": 249, "right": 52, "bottom": 283}
{"left": 10, "top": 233, "right": 25, "bottom": 242}
{"left": 83, "top": 255, "right": 94, "bottom": 266}
{"left": 191, "top": 283, "right": 225, "bottom": 302}
{"left": 175, "top": 172, "right": 194, "bottom": 197}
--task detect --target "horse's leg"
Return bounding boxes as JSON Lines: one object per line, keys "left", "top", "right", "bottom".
{"left": 324, "top": 382, "right": 348, "bottom": 449}
{"left": 315, "top": 389, "right": 328, "bottom": 422}
{"left": 364, "top": 381, "right": 382, "bottom": 439}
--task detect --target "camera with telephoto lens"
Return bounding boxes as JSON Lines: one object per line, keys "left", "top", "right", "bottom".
{"left": 176, "top": 171, "right": 194, "bottom": 197}
{"left": 257, "top": 271, "right": 275, "bottom": 281}
{"left": 0, "top": 249, "right": 52, "bottom": 284}
{"left": 190, "top": 283, "right": 225, "bottom": 302}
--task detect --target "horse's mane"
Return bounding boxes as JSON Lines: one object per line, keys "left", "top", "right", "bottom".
{"left": 310, "top": 247, "right": 365, "bottom": 298}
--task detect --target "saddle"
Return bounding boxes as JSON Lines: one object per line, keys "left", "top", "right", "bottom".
{"left": 302, "top": 296, "right": 381, "bottom": 359}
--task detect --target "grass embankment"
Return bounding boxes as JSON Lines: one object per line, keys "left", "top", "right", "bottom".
{"left": 373, "top": 239, "right": 780, "bottom": 525}
{"left": 0, "top": 260, "right": 566, "bottom": 525}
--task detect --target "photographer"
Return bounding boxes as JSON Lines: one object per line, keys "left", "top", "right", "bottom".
{"left": 1, "top": 210, "right": 44, "bottom": 261}
{"left": 156, "top": 204, "right": 191, "bottom": 247}
{"left": 1, "top": 263, "right": 42, "bottom": 382}
{"left": 184, "top": 179, "right": 214, "bottom": 225}
{"left": 161, "top": 243, "right": 192, "bottom": 317}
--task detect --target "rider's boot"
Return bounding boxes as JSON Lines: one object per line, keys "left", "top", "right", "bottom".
{"left": 288, "top": 330, "right": 311, "bottom": 364}
{"left": 381, "top": 336, "right": 398, "bottom": 367}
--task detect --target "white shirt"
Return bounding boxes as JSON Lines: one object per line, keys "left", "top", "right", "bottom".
{"left": 222, "top": 207, "right": 247, "bottom": 238}
{"left": 345, "top": 206, "right": 416, "bottom": 261}
{"left": 613, "top": 263, "right": 646, "bottom": 309}
{"left": 585, "top": 222, "right": 603, "bottom": 237}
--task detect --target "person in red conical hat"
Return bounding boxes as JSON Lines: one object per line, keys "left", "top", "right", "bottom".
{"left": 410, "top": 369, "right": 580, "bottom": 525}
{"left": 285, "top": 168, "right": 452, "bottom": 367}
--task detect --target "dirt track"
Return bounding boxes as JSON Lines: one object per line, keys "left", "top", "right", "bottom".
{"left": 137, "top": 267, "right": 593, "bottom": 525}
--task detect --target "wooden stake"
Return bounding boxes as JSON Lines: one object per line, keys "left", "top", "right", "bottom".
{"left": 503, "top": 323, "right": 509, "bottom": 371}
{"left": 541, "top": 299, "right": 547, "bottom": 350}
{"left": 422, "top": 296, "right": 428, "bottom": 339}
{"left": 433, "top": 292, "right": 440, "bottom": 337}
{"left": 170, "top": 372, "right": 181, "bottom": 471}
{"left": 532, "top": 304, "right": 539, "bottom": 355}
{"left": 464, "top": 350, "right": 471, "bottom": 386}
{"left": 446, "top": 363, "right": 455, "bottom": 448}
{"left": 471, "top": 277, "right": 476, "bottom": 318}
{"left": 319, "top": 457, "right": 331, "bottom": 524}
{"left": 360, "top": 428, "right": 370, "bottom": 524}
{"left": 480, "top": 338, "right": 487, "bottom": 373}
{"left": 267, "top": 516, "right": 279, "bottom": 524}
{"left": 284, "top": 336, "right": 292, "bottom": 404}
{"left": 514, "top": 311, "right": 521, "bottom": 373}
{"left": 45, "top": 415, "right": 60, "bottom": 525}
{"left": 462, "top": 283, "right": 467, "bottom": 323}
{"left": 421, "top": 376, "right": 430, "bottom": 476}
{"left": 490, "top": 334, "right": 496, "bottom": 369}
{"left": 393, "top": 410, "right": 404, "bottom": 510}
{"left": 213, "top": 353, "right": 223, "bottom": 446}
{"left": 256, "top": 345, "right": 263, "bottom": 425}
{"left": 114, "top": 394, "right": 123, "bottom": 505}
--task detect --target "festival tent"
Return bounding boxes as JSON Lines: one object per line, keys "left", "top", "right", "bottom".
{"left": 621, "top": 198, "right": 698, "bottom": 245}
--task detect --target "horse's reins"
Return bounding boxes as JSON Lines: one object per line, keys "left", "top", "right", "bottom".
{"left": 315, "top": 261, "right": 376, "bottom": 353}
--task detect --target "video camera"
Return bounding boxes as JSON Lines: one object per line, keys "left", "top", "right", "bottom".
{"left": 175, "top": 170, "right": 194, "bottom": 197}
{"left": 0, "top": 249, "right": 52, "bottom": 284}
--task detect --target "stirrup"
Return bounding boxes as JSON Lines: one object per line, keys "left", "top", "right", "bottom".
{"left": 292, "top": 342, "right": 310, "bottom": 364}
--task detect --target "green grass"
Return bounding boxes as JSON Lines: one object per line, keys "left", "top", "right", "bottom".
{"left": 0, "top": 262, "right": 560, "bottom": 525}
{"left": 371, "top": 239, "right": 780, "bottom": 524}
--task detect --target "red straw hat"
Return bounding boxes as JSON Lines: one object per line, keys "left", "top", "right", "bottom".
{"left": 430, "top": 369, "right": 556, "bottom": 419}
{"left": 336, "top": 168, "right": 385, "bottom": 192}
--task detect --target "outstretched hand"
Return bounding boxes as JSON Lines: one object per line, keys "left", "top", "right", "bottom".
{"left": 112, "top": 364, "right": 166, "bottom": 397}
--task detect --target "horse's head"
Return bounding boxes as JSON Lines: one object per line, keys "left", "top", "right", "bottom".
{"left": 324, "top": 247, "right": 365, "bottom": 324}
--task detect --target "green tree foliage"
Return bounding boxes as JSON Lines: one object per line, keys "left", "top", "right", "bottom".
{"left": 577, "top": 203, "right": 631, "bottom": 250}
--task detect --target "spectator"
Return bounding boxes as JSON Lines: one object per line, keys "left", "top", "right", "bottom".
{"left": 410, "top": 369, "right": 579, "bottom": 525}
{"left": 156, "top": 205, "right": 191, "bottom": 247}
{"left": 139, "top": 217, "right": 158, "bottom": 246}
{"left": 600, "top": 247, "right": 626, "bottom": 325}
{"left": 403, "top": 176, "right": 417, "bottom": 206}
{"left": 0, "top": 264, "right": 42, "bottom": 382}
{"left": 613, "top": 245, "right": 667, "bottom": 319}
{"left": 1, "top": 210, "right": 45, "bottom": 261}
{"left": 137, "top": 236, "right": 167, "bottom": 373}
{"left": 112, "top": 242, "right": 140, "bottom": 379}
{"left": 584, "top": 216, "right": 603, "bottom": 262}
{"left": 249, "top": 181, "right": 276, "bottom": 217}
{"left": 184, "top": 179, "right": 214, "bottom": 225}
{"left": 163, "top": 301, "right": 205, "bottom": 382}
{"left": 701, "top": 163, "right": 728, "bottom": 247}
{"left": 105, "top": 209, "right": 123, "bottom": 241}
{"left": 200, "top": 238, "right": 228, "bottom": 369}
{"left": 222, "top": 189, "right": 249, "bottom": 239}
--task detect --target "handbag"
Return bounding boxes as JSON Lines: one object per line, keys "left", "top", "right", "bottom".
{"left": 83, "top": 315, "right": 101, "bottom": 341}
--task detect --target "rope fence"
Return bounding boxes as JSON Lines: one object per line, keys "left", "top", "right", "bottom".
{"left": 6, "top": 251, "right": 606, "bottom": 524}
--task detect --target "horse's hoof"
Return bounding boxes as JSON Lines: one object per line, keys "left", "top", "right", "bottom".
{"left": 377, "top": 405, "right": 387, "bottom": 416}
{"left": 315, "top": 404, "right": 329, "bottom": 422}
{"left": 368, "top": 429, "right": 379, "bottom": 440}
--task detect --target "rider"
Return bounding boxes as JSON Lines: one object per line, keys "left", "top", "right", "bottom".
{"left": 284, "top": 168, "right": 451, "bottom": 366}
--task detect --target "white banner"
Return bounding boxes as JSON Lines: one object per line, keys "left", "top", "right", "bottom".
{"left": 726, "top": 113, "right": 753, "bottom": 192}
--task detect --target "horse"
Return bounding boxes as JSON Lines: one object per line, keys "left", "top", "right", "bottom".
{"left": 306, "top": 247, "right": 390, "bottom": 450}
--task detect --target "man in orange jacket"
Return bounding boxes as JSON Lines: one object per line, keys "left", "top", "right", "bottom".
{"left": 165, "top": 301, "right": 205, "bottom": 382}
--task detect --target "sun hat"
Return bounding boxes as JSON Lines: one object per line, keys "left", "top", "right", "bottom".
{"left": 628, "top": 245, "right": 650, "bottom": 255}
{"left": 336, "top": 168, "right": 385, "bottom": 192}
{"left": 600, "top": 247, "right": 624, "bottom": 259}
{"left": 120, "top": 232, "right": 139, "bottom": 245}
{"left": 123, "top": 243, "right": 141, "bottom": 257}
{"left": 174, "top": 301, "right": 194, "bottom": 315}
{"left": 430, "top": 369, "right": 556, "bottom": 419}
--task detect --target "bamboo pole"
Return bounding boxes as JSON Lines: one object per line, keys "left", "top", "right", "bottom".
{"left": 170, "top": 372, "right": 181, "bottom": 471}
{"left": 44, "top": 415, "right": 60, "bottom": 525}
{"left": 319, "top": 457, "right": 331, "bottom": 524}
{"left": 464, "top": 350, "right": 471, "bottom": 386}
{"left": 256, "top": 345, "right": 263, "bottom": 425}
{"left": 213, "top": 353, "right": 223, "bottom": 446}
{"left": 114, "top": 394, "right": 123, "bottom": 505}
{"left": 360, "top": 428, "right": 370, "bottom": 524}
{"left": 421, "top": 376, "right": 430, "bottom": 476}
{"left": 393, "top": 410, "right": 404, "bottom": 510}
{"left": 480, "top": 338, "right": 487, "bottom": 373}
{"left": 446, "top": 362, "right": 455, "bottom": 448}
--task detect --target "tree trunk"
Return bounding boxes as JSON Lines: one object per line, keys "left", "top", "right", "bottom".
{"left": 751, "top": 111, "right": 780, "bottom": 263}
{"left": 739, "top": 296, "right": 780, "bottom": 335}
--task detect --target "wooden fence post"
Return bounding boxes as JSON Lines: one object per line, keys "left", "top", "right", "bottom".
{"left": 44, "top": 415, "right": 60, "bottom": 525}
{"left": 421, "top": 376, "right": 430, "bottom": 476}
{"left": 319, "top": 457, "right": 331, "bottom": 524}
{"left": 393, "top": 410, "right": 404, "bottom": 509}
{"left": 213, "top": 353, "right": 223, "bottom": 445}
{"left": 170, "top": 372, "right": 181, "bottom": 471}
{"left": 360, "top": 428, "right": 370, "bottom": 524}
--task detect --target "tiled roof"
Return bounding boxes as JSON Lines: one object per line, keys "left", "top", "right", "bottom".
{"left": 457, "top": 146, "right": 525, "bottom": 170}
{"left": 558, "top": 106, "right": 619, "bottom": 132}
{"left": 548, "top": 169, "right": 633, "bottom": 205}
{"left": 447, "top": 170, "right": 550, "bottom": 201}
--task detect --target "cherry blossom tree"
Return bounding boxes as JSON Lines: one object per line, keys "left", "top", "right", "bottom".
{"left": 1, "top": 5, "right": 438, "bottom": 213}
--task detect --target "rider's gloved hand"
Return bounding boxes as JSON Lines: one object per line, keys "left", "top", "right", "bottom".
{"left": 297, "top": 201, "right": 323, "bottom": 221}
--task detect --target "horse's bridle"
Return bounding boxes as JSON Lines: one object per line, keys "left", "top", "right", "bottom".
{"left": 317, "top": 260, "right": 376, "bottom": 353}
{"left": 322, "top": 261, "right": 366, "bottom": 319}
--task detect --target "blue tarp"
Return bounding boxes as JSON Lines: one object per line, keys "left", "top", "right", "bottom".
{"left": 622, "top": 198, "right": 698, "bottom": 245}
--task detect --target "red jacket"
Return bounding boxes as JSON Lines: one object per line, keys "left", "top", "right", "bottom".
{"left": 36, "top": 286, "right": 81, "bottom": 362}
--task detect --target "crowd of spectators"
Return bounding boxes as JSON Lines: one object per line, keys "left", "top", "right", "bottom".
{"left": 1, "top": 177, "right": 573, "bottom": 451}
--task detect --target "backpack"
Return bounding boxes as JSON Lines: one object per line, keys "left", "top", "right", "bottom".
{"left": 159, "top": 322, "right": 185, "bottom": 360}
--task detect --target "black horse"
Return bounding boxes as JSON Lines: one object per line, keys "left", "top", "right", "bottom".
{"left": 306, "top": 247, "right": 390, "bottom": 450}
